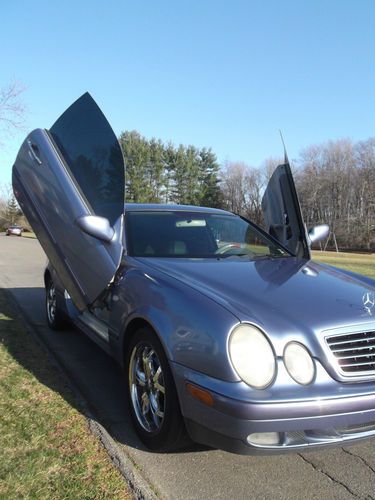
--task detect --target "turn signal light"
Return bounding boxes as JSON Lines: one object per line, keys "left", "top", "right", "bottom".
{"left": 186, "top": 383, "right": 214, "bottom": 407}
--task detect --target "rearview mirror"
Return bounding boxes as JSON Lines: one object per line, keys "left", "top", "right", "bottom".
{"left": 76, "top": 215, "right": 114, "bottom": 242}
{"left": 308, "top": 224, "right": 329, "bottom": 245}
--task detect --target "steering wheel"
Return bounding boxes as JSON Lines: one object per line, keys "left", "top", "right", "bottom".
{"left": 215, "top": 243, "right": 243, "bottom": 255}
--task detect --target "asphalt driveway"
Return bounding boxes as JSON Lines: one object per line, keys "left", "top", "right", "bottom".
{"left": 1, "top": 235, "right": 375, "bottom": 499}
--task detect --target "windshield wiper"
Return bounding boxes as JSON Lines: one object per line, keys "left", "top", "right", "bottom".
{"left": 217, "top": 253, "right": 291, "bottom": 261}
{"left": 251, "top": 254, "right": 291, "bottom": 260}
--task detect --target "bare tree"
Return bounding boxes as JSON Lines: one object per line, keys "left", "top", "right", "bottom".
{"left": 0, "top": 80, "right": 27, "bottom": 144}
{"left": 220, "top": 162, "right": 248, "bottom": 214}
{"left": 296, "top": 138, "right": 375, "bottom": 250}
{"left": 353, "top": 139, "right": 375, "bottom": 250}
{"left": 219, "top": 140, "right": 374, "bottom": 250}
{"left": 243, "top": 167, "right": 264, "bottom": 226}
{"left": 220, "top": 162, "right": 265, "bottom": 225}
{"left": 261, "top": 156, "right": 283, "bottom": 183}
{"left": 0, "top": 182, "right": 13, "bottom": 228}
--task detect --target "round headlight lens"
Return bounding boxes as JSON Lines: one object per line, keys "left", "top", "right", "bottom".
{"left": 229, "top": 324, "right": 276, "bottom": 389}
{"left": 284, "top": 342, "right": 315, "bottom": 385}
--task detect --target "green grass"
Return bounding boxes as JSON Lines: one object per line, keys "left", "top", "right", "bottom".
{"left": 312, "top": 250, "right": 375, "bottom": 279}
{"left": 22, "top": 231, "right": 36, "bottom": 239}
{"left": 0, "top": 291, "right": 131, "bottom": 499}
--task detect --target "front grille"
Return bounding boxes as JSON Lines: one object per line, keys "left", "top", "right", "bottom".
{"left": 326, "top": 330, "right": 375, "bottom": 375}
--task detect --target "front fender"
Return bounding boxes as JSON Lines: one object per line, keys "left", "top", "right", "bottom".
{"left": 110, "top": 261, "right": 240, "bottom": 382}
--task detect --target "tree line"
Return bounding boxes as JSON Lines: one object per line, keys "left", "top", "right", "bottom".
{"left": 220, "top": 139, "right": 375, "bottom": 251}
{"left": 120, "top": 130, "right": 374, "bottom": 251}
{"left": 1, "top": 130, "right": 374, "bottom": 251}
{"left": 296, "top": 138, "right": 375, "bottom": 250}
{"left": 1, "top": 79, "right": 371, "bottom": 250}
{"left": 119, "top": 131, "right": 222, "bottom": 208}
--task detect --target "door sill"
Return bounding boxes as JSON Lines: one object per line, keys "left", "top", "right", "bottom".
{"left": 77, "top": 311, "right": 109, "bottom": 343}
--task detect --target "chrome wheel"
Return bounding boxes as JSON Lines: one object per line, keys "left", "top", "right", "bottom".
{"left": 126, "top": 327, "right": 189, "bottom": 451}
{"left": 47, "top": 282, "right": 57, "bottom": 324}
{"left": 129, "top": 343, "right": 166, "bottom": 432}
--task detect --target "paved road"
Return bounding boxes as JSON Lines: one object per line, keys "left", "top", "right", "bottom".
{"left": 1, "top": 235, "right": 375, "bottom": 499}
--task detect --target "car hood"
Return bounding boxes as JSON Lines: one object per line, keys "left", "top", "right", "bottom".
{"left": 138, "top": 256, "right": 375, "bottom": 345}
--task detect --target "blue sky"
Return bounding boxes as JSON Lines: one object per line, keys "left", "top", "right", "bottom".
{"left": 1, "top": 0, "right": 375, "bottom": 184}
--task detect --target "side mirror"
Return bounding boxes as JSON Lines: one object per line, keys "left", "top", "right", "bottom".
{"left": 76, "top": 215, "right": 114, "bottom": 242}
{"left": 308, "top": 224, "right": 329, "bottom": 245}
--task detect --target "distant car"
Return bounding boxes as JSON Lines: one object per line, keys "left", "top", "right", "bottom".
{"left": 12, "top": 93, "right": 375, "bottom": 455}
{"left": 5, "top": 225, "right": 22, "bottom": 236}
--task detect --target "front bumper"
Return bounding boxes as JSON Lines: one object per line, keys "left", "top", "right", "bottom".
{"left": 171, "top": 361, "right": 375, "bottom": 454}
{"left": 184, "top": 418, "right": 375, "bottom": 455}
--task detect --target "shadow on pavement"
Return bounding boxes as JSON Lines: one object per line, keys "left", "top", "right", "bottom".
{"left": 3, "top": 287, "right": 207, "bottom": 455}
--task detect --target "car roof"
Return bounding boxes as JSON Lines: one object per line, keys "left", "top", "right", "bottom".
{"left": 124, "top": 203, "right": 234, "bottom": 216}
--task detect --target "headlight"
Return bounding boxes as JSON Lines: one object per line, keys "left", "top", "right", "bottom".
{"left": 229, "top": 324, "right": 276, "bottom": 389}
{"left": 284, "top": 342, "right": 315, "bottom": 385}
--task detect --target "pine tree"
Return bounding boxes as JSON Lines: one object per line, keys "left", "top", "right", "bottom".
{"left": 148, "top": 138, "right": 165, "bottom": 202}
{"left": 199, "top": 148, "right": 223, "bottom": 208}
{"left": 118, "top": 131, "right": 222, "bottom": 208}
{"left": 6, "top": 195, "right": 21, "bottom": 225}
{"left": 119, "top": 131, "right": 151, "bottom": 203}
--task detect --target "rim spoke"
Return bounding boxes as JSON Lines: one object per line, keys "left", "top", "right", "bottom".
{"left": 141, "top": 392, "right": 150, "bottom": 416}
{"left": 135, "top": 367, "right": 146, "bottom": 387}
{"left": 142, "top": 349, "right": 153, "bottom": 379}
{"left": 150, "top": 407, "right": 161, "bottom": 426}
{"left": 149, "top": 395, "right": 164, "bottom": 424}
{"left": 153, "top": 366, "right": 161, "bottom": 383}
{"left": 153, "top": 366, "right": 165, "bottom": 394}
{"left": 155, "top": 409, "right": 164, "bottom": 418}
{"left": 130, "top": 343, "right": 166, "bottom": 433}
{"left": 154, "top": 381, "right": 165, "bottom": 394}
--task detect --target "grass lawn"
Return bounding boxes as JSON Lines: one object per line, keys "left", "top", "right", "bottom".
{"left": 21, "top": 231, "right": 37, "bottom": 239}
{"left": 312, "top": 250, "right": 375, "bottom": 279}
{"left": 0, "top": 290, "right": 131, "bottom": 499}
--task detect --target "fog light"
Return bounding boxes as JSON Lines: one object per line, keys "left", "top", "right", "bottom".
{"left": 247, "top": 432, "right": 280, "bottom": 446}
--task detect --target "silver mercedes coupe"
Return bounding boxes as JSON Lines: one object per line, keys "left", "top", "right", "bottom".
{"left": 12, "top": 93, "right": 375, "bottom": 454}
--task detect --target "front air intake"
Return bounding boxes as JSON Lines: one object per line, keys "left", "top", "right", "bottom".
{"left": 326, "top": 330, "right": 375, "bottom": 376}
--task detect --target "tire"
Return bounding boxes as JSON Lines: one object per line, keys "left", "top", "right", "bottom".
{"left": 125, "top": 326, "right": 190, "bottom": 452}
{"left": 45, "top": 278, "right": 66, "bottom": 330}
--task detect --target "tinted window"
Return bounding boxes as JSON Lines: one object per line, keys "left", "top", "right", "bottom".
{"left": 49, "top": 93, "right": 124, "bottom": 226}
{"left": 126, "top": 211, "right": 288, "bottom": 258}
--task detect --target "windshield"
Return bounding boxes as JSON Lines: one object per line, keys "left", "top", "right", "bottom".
{"left": 126, "top": 211, "right": 289, "bottom": 259}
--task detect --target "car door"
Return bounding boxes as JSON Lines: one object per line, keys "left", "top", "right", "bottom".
{"left": 261, "top": 163, "right": 310, "bottom": 259}
{"left": 12, "top": 92, "right": 125, "bottom": 311}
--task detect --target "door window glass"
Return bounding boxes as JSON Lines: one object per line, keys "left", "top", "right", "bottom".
{"left": 49, "top": 93, "right": 124, "bottom": 226}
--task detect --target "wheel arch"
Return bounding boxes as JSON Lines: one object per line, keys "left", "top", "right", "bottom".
{"left": 44, "top": 268, "right": 52, "bottom": 287}
{"left": 121, "top": 317, "right": 161, "bottom": 369}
